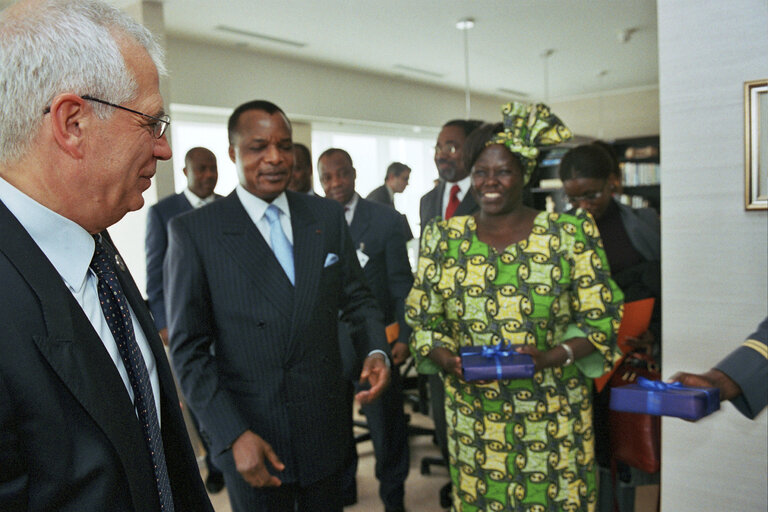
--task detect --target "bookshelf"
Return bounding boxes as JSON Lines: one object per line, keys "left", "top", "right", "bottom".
{"left": 613, "top": 135, "right": 661, "bottom": 211}
{"left": 529, "top": 135, "right": 661, "bottom": 213}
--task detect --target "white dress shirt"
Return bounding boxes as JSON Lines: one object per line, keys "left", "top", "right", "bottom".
{"left": 343, "top": 193, "right": 360, "bottom": 225}
{"left": 0, "top": 176, "right": 161, "bottom": 421}
{"left": 236, "top": 185, "right": 293, "bottom": 247}
{"left": 440, "top": 174, "right": 472, "bottom": 214}
{"left": 183, "top": 187, "right": 216, "bottom": 209}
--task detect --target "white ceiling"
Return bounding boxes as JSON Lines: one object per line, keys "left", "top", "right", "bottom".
{"left": 155, "top": 0, "right": 659, "bottom": 102}
{"left": 2, "top": 0, "right": 659, "bottom": 102}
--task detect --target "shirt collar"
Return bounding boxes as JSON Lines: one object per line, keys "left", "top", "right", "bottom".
{"left": 343, "top": 192, "right": 360, "bottom": 224}
{"left": 0, "top": 176, "right": 94, "bottom": 292}
{"left": 452, "top": 174, "right": 472, "bottom": 193}
{"left": 183, "top": 188, "right": 216, "bottom": 208}
{"left": 236, "top": 184, "right": 291, "bottom": 224}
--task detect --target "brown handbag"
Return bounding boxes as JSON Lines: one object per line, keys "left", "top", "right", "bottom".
{"left": 606, "top": 351, "right": 661, "bottom": 474}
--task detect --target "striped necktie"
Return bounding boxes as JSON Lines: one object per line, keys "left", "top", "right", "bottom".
{"left": 90, "top": 235, "right": 174, "bottom": 511}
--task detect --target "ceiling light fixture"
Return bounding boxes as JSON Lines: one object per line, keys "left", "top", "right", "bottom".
{"left": 393, "top": 64, "right": 444, "bottom": 78}
{"left": 540, "top": 49, "right": 555, "bottom": 103}
{"left": 215, "top": 25, "right": 307, "bottom": 48}
{"left": 597, "top": 70, "right": 608, "bottom": 138}
{"left": 497, "top": 87, "right": 529, "bottom": 98}
{"left": 456, "top": 17, "right": 475, "bottom": 119}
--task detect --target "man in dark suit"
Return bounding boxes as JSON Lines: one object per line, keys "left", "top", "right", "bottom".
{"left": 287, "top": 142, "right": 314, "bottom": 194}
{"left": 146, "top": 146, "right": 220, "bottom": 344}
{"left": 145, "top": 146, "right": 224, "bottom": 492}
{"left": 367, "top": 162, "right": 414, "bottom": 241}
{"left": 0, "top": 1, "right": 212, "bottom": 511}
{"left": 418, "top": 118, "right": 482, "bottom": 507}
{"left": 318, "top": 148, "right": 412, "bottom": 512}
{"left": 366, "top": 161, "right": 411, "bottom": 208}
{"left": 419, "top": 120, "right": 484, "bottom": 230}
{"left": 165, "top": 100, "right": 391, "bottom": 512}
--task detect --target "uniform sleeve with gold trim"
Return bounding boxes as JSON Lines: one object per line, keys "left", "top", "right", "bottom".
{"left": 714, "top": 316, "right": 768, "bottom": 419}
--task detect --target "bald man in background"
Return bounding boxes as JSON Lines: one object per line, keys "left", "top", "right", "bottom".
{"left": 145, "top": 146, "right": 224, "bottom": 493}
{"left": 288, "top": 142, "right": 314, "bottom": 194}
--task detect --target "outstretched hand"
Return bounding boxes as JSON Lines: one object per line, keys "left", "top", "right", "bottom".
{"left": 356, "top": 354, "right": 390, "bottom": 404}
{"left": 231, "top": 430, "right": 285, "bottom": 488}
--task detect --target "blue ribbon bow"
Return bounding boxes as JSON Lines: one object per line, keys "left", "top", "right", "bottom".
{"left": 634, "top": 377, "right": 720, "bottom": 417}
{"left": 636, "top": 377, "right": 685, "bottom": 391}
{"left": 465, "top": 341, "right": 514, "bottom": 380}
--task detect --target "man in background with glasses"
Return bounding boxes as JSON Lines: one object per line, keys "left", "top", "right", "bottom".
{"left": 417, "top": 118, "right": 482, "bottom": 508}
{"left": 0, "top": 1, "right": 211, "bottom": 510}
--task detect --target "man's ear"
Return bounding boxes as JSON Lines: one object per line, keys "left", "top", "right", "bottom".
{"left": 228, "top": 144, "right": 236, "bottom": 164}
{"left": 48, "top": 94, "right": 90, "bottom": 159}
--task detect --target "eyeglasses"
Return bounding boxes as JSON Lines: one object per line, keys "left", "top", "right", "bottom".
{"left": 434, "top": 143, "right": 458, "bottom": 155}
{"left": 567, "top": 189, "right": 605, "bottom": 204}
{"left": 43, "top": 95, "right": 170, "bottom": 139}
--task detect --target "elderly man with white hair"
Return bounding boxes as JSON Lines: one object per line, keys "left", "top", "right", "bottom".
{"left": 0, "top": 1, "right": 212, "bottom": 511}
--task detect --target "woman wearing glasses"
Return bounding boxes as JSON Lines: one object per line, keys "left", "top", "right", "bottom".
{"left": 406, "top": 103, "right": 624, "bottom": 511}
{"left": 559, "top": 143, "right": 661, "bottom": 511}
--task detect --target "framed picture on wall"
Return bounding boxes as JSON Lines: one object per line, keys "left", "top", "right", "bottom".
{"left": 744, "top": 79, "right": 768, "bottom": 211}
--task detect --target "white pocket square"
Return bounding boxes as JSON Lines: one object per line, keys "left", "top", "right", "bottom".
{"left": 324, "top": 253, "right": 339, "bottom": 267}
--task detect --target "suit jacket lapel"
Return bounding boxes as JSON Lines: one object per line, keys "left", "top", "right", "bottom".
{"left": 431, "top": 181, "right": 446, "bottom": 219}
{"left": 287, "top": 193, "right": 323, "bottom": 346}
{"left": 0, "top": 203, "right": 156, "bottom": 508}
{"left": 218, "top": 194, "right": 294, "bottom": 319}
{"left": 349, "top": 199, "right": 371, "bottom": 243}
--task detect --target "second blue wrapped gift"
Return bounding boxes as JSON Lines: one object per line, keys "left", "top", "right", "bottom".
{"left": 460, "top": 343, "right": 535, "bottom": 381}
{"left": 609, "top": 377, "right": 720, "bottom": 420}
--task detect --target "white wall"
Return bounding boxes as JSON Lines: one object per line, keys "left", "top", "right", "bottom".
{"left": 165, "top": 35, "right": 659, "bottom": 138}
{"left": 658, "top": 1, "right": 768, "bottom": 510}
{"left": 165, "top": 36, "right": 505, "bottom": 128}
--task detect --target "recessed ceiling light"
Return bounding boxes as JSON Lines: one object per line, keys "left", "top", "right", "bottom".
{"left": 393, "top": 64, "right": 444, "bottom": 78}
{"left": 497, "top": 88, "right": 529, "bottom": 97}
{"left": 215, "top": 25, "right": 307, "bottom": 48}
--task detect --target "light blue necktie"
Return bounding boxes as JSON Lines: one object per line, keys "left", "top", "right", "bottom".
{"left": 264, "top": 204, "right": 295, "bottom": 285}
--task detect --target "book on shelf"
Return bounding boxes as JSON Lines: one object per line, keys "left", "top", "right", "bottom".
{"left": 618, "top": 194, "right": 651, "bottom": 209}
{"left": 621, "top": 162, "right": 660, "bottom": 186}
{"left": 538, "top": 178, "right": 563, "bottom": 189}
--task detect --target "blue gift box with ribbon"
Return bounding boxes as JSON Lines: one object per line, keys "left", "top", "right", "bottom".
{"left": 609, "top": 377, "right": 720, "bottom": 420}
{"left": 459, "top": 342, "right": 535, "bottom": 381}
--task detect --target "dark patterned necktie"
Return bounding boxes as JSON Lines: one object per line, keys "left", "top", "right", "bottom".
{"left": 90, "top": 235, "right": 174, "bottom": 511}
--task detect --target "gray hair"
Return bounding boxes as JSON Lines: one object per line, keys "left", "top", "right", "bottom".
{"left": 0, "top": 0, "right": 166, "bottom": 164}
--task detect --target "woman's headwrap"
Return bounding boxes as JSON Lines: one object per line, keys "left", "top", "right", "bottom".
{"left": 486, "top": 102, "right": 572, "bottom": 184}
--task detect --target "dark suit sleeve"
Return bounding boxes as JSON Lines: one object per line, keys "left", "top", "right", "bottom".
{"left": 383, "top": 212, "right": 414, "bottom": 346}
{"left": 336, "top": 210, "right": 389, "bottom": 363}
{"left": 165, "top": 216, "right": 250, "bottom": 451}
{"left": 715, "top": 316, "right": 768, "bottom": 419}
{"left": 145, "top": 204, "right": 167, "bottom": 330}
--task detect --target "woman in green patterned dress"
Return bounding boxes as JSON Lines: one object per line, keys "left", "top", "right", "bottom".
{"left": 405, "top": 102, "right": 624, "bottom": 512}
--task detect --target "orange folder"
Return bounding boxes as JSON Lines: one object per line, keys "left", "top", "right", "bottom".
{"left": 594, "top": 297, "right": 655, "bottom": 392}
{"left": 385, "top": 322, "right": 400, "bottom": 344}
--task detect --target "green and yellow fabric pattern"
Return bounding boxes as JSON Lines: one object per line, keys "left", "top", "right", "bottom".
{"left": 406, "top": 211, "right": 623, "bottom": 512}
